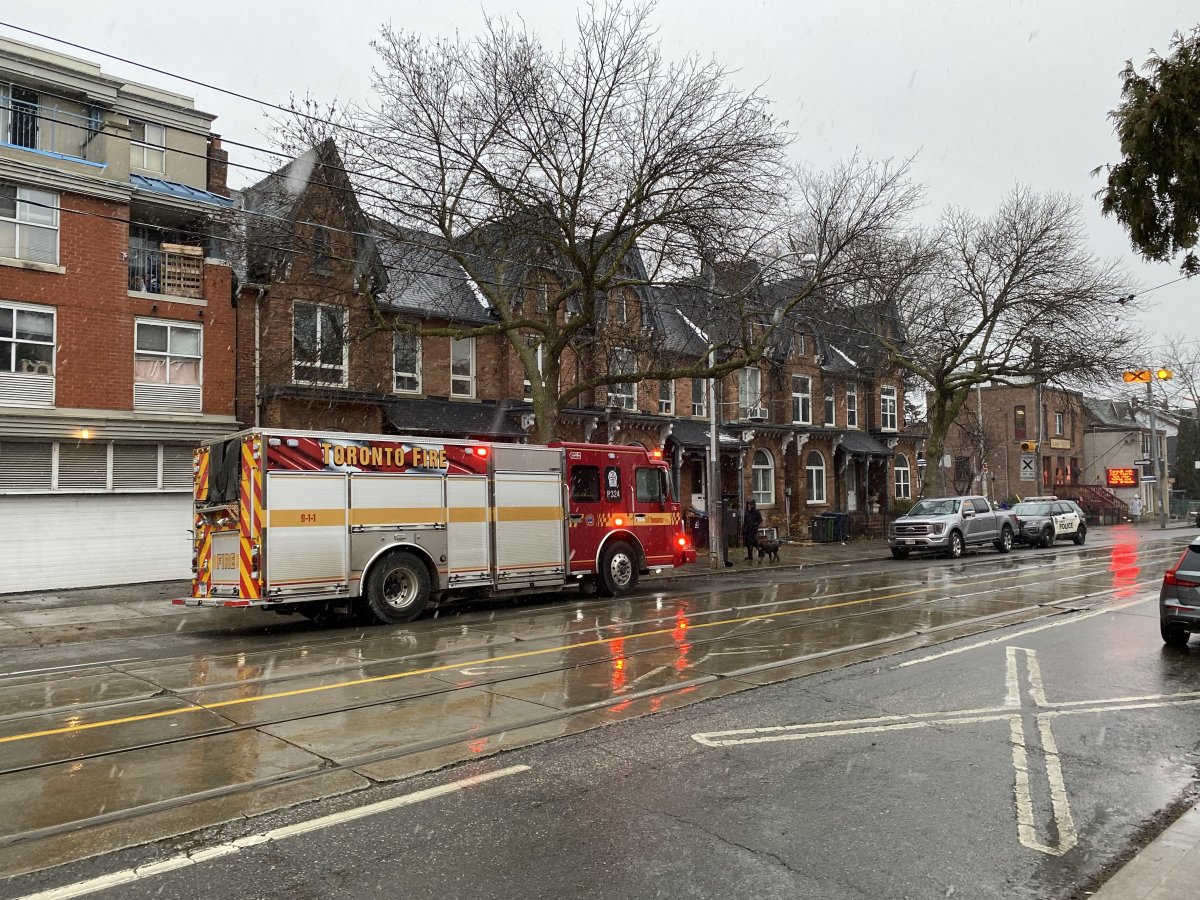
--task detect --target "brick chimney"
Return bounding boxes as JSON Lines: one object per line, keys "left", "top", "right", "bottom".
{"left": 207, "top": 134, "right": 230, "bottom": 197}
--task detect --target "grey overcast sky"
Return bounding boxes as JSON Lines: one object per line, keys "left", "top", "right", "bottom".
{"left": 5, "top": 1, "right": 1196, "bottom": 363}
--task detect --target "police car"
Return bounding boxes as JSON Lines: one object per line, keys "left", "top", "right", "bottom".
{"left": 1010, "top": 496, "right": 1087, "bottom": 547}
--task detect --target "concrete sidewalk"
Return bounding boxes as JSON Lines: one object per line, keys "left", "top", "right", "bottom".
{"left": 1091, "top": 805, "right": 1200, "bottom": 899}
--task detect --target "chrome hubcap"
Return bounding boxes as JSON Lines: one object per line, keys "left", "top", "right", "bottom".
{"left": 382, "top": 568, "right": 418, "bottom": 609}
{"left": 610, "top": 553, "right": 633, "bottom": 587}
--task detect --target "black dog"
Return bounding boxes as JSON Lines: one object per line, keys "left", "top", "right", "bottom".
{"left": 756, "top": 540, "right": 780, "bottom": 564}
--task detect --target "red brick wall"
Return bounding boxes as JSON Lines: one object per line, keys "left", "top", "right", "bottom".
{"left": 0, "top": 191, "right": 234, "bottom": 417}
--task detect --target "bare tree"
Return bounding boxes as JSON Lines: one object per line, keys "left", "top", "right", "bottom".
{"left": 861, "top": 187, "right": 1139, "bottom": 496}
{"left": 275, "top": 3, "right": 922, "bottom": 441}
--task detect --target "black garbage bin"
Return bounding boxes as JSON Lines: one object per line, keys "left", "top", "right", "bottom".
{"left": 810, "top": 516, "right": 834, "bottom": 543}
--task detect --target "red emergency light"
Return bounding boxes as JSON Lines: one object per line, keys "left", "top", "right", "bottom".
{"left": 652, "top": 448, "right": 663, "bottom": 459}
{"left": 471, "top": 446, "right": 489, "bottom": 457}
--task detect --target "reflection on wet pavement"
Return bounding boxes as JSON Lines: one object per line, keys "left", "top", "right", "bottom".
{"left": 0, "top": 537, "right": 1186, "bottom": 876}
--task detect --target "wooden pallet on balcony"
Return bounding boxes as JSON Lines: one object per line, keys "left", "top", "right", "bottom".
{"left": 160, "top": 243, "right": 204, "bottom": 299}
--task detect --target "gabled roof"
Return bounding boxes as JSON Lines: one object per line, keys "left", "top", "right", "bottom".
{"left": 373, "top": 226, "right": 496, "bottom": 326}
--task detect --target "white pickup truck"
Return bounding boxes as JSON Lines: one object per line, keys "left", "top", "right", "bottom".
{"left": 889, "top": 496, "right": 1020, "bottom": 560}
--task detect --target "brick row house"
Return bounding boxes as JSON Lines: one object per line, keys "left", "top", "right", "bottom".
{"left": 0, "top": 37, "right": 236, "bottom": 592}
{"left": 236, "top": 143, "right": 921, "bottom": 544}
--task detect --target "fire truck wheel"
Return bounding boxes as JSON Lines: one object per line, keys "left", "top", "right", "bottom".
{"left": 599, "top": 541, "right": 639, "bottom": 596}
{"left": 365, "top": 552, "right": 431, "bottom": 624}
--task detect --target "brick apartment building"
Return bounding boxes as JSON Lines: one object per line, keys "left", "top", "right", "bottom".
{"left": 0, "top": 37, "right": 236, "bottom": 592}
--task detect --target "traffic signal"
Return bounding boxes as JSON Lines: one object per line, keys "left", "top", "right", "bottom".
{"left": 1156, "top": 368, "right": 1174, "bottom": 381}
{"left": 1020, "top": 441, "right": 1039, "bottom": 452}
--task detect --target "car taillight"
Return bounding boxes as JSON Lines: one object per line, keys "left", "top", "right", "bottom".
{"left": 1165, "top": 570, "right": 1200, "bottom": 588}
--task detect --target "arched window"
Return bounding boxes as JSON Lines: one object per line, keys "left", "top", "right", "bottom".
{"left": 894, "top": 454, "right": 911, "bottom": 500}
{"left": 805, "top": 450, "right": 826, "bottom": 504}
{"left": 752, "top": 449, "right": 774, "bottom": 507}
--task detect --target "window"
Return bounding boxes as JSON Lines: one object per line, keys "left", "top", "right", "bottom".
{"left": 570, "top": 465, "right": 600, "bottom": 503}
{"left": 739, "top": 368, "right": 764, "bottom": 419}
{"left": 806, "top": 450, "right": 826, "bottom": 504}
{"left": 0, "top": 183, "right": 58, "bottom": 265}
{"left": 845, "top": 384, "right": 858, "bottom": 428}
{"left": 521, "top": 334, "right": 543, "bottom": 402}
{"left": 135, "top": 321, "right": 201, "bottom": 385}
{"left": 129, "top": 119, "right": 166, "bottom": 172}
{"left": 312, "top": 226, "right": 332, "bottom": 273}
{"left": 824, "top": 385, "right": 836, "bottom": 426}
{"left": 1014, "top": 405, "right": 1027, "bottom": 440}
{"left": 451, "top": 337, "right": 475, "bottom": 398}
{"left": 894, "top": 453, "right": 911, "bottom": 499}
{"left": 752, "top": 449, "right": 774, "bottom": 506}
{"left": 691, "top": 377, "right": 706, "bottom": 417}
{"left": 659, "top": 379, "right": 674, "bottom": 415}
{"left": 393, "top": 331, "right": 421, "bottom": 393}
{"left": 880, "top": 385, "right": 898, "bottom": 431}
{"left": 636, "top": 467, "right": 665, "bottom": 504}
{"left": 792, "top": 374, "right": 811, "bottom": 424}
{"left": 2, "top": 86, "right": 39, "bottom": 149}
{"left": 134, "top": 320, "right": 201, "bottom": 412}
{"left": 0, "top": 301, "right": 54, "bottom": 376}
{"left": 1055, "top": 412, "right": 1064, "bottom": 436}
{"left": 608, "top": 348, "right": 636, "bottom": 410}
{"left": 293, "top": 302, "right": 346, "bottom": 385}
{"left": 615, "top": 295, "right": 629, "bottom": 325}
{"left": 794, "top": 331, "right": 806, "bottom": 357}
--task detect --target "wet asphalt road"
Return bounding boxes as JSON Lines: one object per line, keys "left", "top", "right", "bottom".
{"left": 2, "top": 530, "right": 1198, "bottom": 898}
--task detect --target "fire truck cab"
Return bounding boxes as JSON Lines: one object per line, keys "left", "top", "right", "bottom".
{"left": 181, "top": 429, "right": 694, "bottom": 624}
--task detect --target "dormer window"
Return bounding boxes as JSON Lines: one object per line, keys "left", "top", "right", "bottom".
{"left": 130, "top": 120, "right": 166, "bottom": 173}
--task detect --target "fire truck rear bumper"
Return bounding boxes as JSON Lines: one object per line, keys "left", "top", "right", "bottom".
{"left": 173, "top": 596, "right": 264, "bottom": 609}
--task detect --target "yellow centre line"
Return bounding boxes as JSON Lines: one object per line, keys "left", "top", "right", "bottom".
{"left": 0, "top": 569, "right": 1138, "bottom": 746}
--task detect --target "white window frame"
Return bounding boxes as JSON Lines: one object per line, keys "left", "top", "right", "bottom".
{"left": 292, "top": 301, "right": 348, "bottom": 387}
{"left": 393, "top": 331, "right": 421, "bottom": 394}
{"left": 739, "top": 367, "right": 764, "bottom": 420}
{"left": 0, "top": 299, "right": 55, "bottom": 376}
{"left": 824, "top": 385, "right": 836, "bottom": 426}
{"left": 795, "top": 331, "right": 806, "bottom": 357}
{"left": 659, "top": 379, "right": 674, "bottom": 415}
{"left": 894, "top": 453, "right": 911, "bottom": 500}
{"left": 129, "top": 119, "right": 166, "bottom": 173}
{"left": 792, "top": 374, "right": 812, "bottom": 425}
{"left": 607, "top": 348, "right": 636, "bottom": 410}
{"left": 0, "top": 183, "right": 59, "bottom": 265}
{"left": 806, "top": 450, "right": 826, "bottom": 504}
{"left": 691, "top": 377, "right": 707, "bottom": 417}
{"left": 752, "top": 448, "right": 775, "bottom": 507}
{"left": 845, "top": 383, "right": 858, "bottom": 428}
{"left": 134, "top": 319, "right": 202, "bottom": 386}
{"left": 450, "top": 336, "right": 476, "bottom": 398}
{"left": 880, "top": 385, "right": 898, "bottom": 431}
{"left": 1055, "top": 412, "right": 1064, "bottom": 436}
{"left": 522, "top": 334, "right": 543, "bottom": 402}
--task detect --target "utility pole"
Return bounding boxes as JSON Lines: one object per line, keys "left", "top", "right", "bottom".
{"left": 1032, "top": 339, "right": 1043, "bottom": 494}
{"left": 1123, "top": 367, "right": 1173, "bottom": 529}
{"left": 703, "top": 256, "right": 725, "bottom": 569}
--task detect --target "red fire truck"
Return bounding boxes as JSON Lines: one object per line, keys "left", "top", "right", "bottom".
{"left": 177, "top": 429, "right": 696, "bottom": 623}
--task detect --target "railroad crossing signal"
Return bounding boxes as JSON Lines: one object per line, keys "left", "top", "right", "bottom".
{"left": 1122, "top": 370, "right": 1151, "bottom": 383}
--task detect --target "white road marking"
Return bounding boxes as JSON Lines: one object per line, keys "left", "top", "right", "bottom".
{"left": 692, "top": 644, "right": 1198, "bottom": 857}
{"left": 15, "top": 765, "right": 531, "bottom": 900}
{"left": 895, "top": 593, "right": 1152, "bottom": 668}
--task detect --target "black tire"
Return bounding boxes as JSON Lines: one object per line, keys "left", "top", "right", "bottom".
{"left": 365, "top": 552, "right": 430, "bottom": 624}
{"left": 890, "top": 547, "right": 910, "bottom": 560}
{"left": 1161, "top": 621, "right": 1190, "bottom": 648}
{"left": 1039, "top": 527, "right": 1054, "bottom": 549}
{"left": 994, "top": 526, "right": 1013, "bottom": 554}
{"left": 598, "top": 541, "right": 639, "bottom": 596}
{"left": 945, "top": 531, "right": 964, "bottom": 559}
{"left": 1073, "top": 525, "right": 1087, "bottom": 546}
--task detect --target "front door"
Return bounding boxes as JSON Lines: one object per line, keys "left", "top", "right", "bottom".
{"left": 846, "top": 462, "right": 858, "bottom": 512}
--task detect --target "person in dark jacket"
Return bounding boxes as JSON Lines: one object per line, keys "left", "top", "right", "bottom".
{"left": 743, "top": 500, "right": 763, "bottom": 561}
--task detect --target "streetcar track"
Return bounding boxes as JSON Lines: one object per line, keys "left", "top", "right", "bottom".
{"left": 0, "top": 553, "right": 1148, "bottom": 733}
{"left": 0, "top": 540, "right": 1171, "bottom": 858}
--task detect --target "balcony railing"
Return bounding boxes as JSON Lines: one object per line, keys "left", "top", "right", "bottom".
{"left": 1, "top": 94, "right": 104, "bottom": 163}
{"left": 128, "top": 244, "right": 204, "bottom": 299}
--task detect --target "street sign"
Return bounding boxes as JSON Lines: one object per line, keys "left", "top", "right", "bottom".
{"left": 1142, "top": 474, "right": 1158, "bottom": 484}
{"left": 1123, "top": 370, "right": 1152, "bottom": 383}
{"left": 1020, "top": 454, "right": 1036, "bottom": 481}
{"left": 1106, "top": 467, "right": 1139, "bottom": 487}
